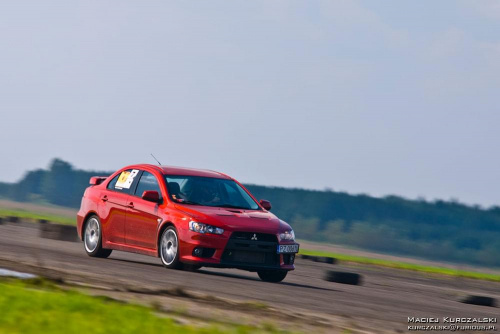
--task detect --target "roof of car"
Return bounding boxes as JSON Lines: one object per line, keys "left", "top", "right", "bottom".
{"left": 132, "top": 164, "right": 231, "bottom": 179}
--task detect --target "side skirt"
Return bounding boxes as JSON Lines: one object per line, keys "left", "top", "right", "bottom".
{"left": 105, "top": 241, "right": 158, "bottom": 257}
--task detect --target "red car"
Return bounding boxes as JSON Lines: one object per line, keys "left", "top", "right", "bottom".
{"left": 77, "top": 164, "right": 299, "bottom": 282}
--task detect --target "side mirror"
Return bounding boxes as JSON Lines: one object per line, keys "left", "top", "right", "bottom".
{"left": 260, "top": 199, "right": 272, "bottom": 211}
{"left": 142, "top": 190, "right": 160, "bottom": 203}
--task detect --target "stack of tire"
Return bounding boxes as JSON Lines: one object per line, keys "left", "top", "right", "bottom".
{"left": 299, "top": 254, "right": 362, "bottom": 286}
{"left": 39, "top": 220, "right": 78, "bottom": 242}
{"left": 461, "top": 295, "right": 497, "bottom": 307}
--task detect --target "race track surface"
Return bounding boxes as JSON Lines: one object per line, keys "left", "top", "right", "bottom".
{"left": 0, "top": 222, "right": 498, "bottom": 332}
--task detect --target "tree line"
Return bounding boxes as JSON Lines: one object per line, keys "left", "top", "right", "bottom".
{"left": 1, "top": 159, "right": 499, "bottom": 267}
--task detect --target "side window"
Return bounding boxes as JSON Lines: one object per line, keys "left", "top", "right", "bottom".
{"left": 106, "top": 169, "right": 140, "bottom": 194}
{"left": 135, "top": 171, "right": 162, "bottom": 199}
{"left": 107, "top": 174, "right": 120, "bottom": 190}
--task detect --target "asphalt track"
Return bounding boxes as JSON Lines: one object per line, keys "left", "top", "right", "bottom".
{"left": 0, "top": 222, "right": 498, "bottom": 332}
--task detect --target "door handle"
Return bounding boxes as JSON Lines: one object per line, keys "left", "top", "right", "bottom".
{"left": 127, "top": 202, "right": 134, "bottom": 208}
{"left": 101, "top": 195, "right": 108, "bottom": 202}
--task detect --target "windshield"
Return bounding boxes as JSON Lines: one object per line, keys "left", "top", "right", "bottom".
{"left": 165, "top": 175, "right": 260, "bottom": 210}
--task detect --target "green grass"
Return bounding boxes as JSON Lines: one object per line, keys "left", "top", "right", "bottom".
{"left": 0, "top": 208, "right": 75, "bottom": 225}
{"left": 0, "top": 278, "right": 281, "bottom": 334}
{"left": 300, "top": 249, "right": 500, "bottom": 282}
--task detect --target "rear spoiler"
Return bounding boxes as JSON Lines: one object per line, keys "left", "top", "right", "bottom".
{"left": 89, "top": 176, "right": 108, "bottom": 185}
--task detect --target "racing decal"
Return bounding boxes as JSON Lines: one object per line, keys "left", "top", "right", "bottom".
{"left": 115, "top": 169, "right": 139, "bottom": 189}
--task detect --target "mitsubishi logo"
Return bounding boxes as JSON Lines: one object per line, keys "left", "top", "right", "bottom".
{"left": 251, "top": 233, "right": 258, "bottom": 241}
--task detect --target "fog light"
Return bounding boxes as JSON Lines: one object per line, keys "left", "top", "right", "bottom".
{"left": 193, "top": 247, "right": 203, "bottom": 257}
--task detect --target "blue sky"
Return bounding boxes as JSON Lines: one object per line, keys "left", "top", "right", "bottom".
{"left": 1, "top": 1, "right": 499, "bottom": 207}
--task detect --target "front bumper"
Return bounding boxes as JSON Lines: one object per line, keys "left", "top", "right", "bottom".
{"left": 178, "top": 229, "right": 299, "bottom": 271}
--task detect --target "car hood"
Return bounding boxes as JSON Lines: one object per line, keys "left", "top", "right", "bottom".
{"left": 173, "top": 204, "right": 291, "bottom": 234}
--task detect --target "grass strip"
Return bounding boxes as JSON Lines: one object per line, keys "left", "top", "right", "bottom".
{"left": 0, "top": 278, "right": 281, "bottom": 334}
{"left": 0, "top": 208, "right": 75, "bottom": 225}
{"left": 300, "top": 249, "right": 500, "bottom": 282}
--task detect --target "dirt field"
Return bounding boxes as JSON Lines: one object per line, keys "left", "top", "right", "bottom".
{"left": 0, "top": 222, "right": 498, "bottom": 333}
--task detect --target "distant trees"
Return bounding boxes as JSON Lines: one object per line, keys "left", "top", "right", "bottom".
{"left": 8, "top": 169, "right": 45, "bottom": 202}
{"left": 0, "top": 158, "right": 111, "bottom": 208}
{"left": 0, "top": 159, "right": 499, "bottom": 267}
{"left": 41, "top": 159, "right": 75, "bottom": 207}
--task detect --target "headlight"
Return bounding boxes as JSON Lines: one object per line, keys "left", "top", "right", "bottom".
{"left": 189, "top": 221, "right": 224, "bottom": 235}
{"left": 279, "top": 230, "right": 295, "bottom": 241}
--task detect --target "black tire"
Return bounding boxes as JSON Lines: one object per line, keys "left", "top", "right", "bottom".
{"left": 461, "top": 295, "right": 497, "bottom": 307}
{"left": 257, "top": 270, "right": 288, "bottom": 283}
{"left": 40, "top": 223, "right": 79, "bottom": 242}
{"left": 324, "top": 271, "right": 362, "bottom": 285}
{"left": 159, "top": 226, "right": 182, "bottom": 269}
{"left": 8, "top": 216, "right": 19, "bottom": 223}
{"left": 83, "top": 215, "right": 112, "bottom": 258}
{"left": 314, "top": 256, "right": 337, "bottom": 264}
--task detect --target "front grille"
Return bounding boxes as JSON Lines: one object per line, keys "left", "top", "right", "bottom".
{"left": 232, "top": 250, "right": 266, "bottom": 264}
{"left": 221, "top": 232, "right": 279, "bottom": 267}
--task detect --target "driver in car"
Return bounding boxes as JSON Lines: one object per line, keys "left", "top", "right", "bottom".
{"left": 192, "top": 181, "right": 221, "bottom": 205}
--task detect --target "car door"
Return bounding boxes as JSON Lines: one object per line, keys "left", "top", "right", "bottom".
{"left": 125, "top": 170, "right": 163, "bottom": 249}
{"left": 100, "top": 169, "right": 140, "bottom": 245}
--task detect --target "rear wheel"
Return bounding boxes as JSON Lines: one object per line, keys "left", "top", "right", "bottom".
{"left": 257, "top": 270, "right": 288, "bottom": 283}
{"left": 84, "top": 216, "right": 112, "bottom": 258}
{"left": 159, "top": 226, "right": 181, "bottom": 269}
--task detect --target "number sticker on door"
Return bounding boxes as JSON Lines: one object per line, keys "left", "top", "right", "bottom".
{"left": 115, "top": 169, "right": 139, "bottom": 189}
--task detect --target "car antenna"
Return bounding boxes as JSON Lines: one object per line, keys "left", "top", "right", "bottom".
{"left": 150, "top": 153, "right": 162, "bottom": 165}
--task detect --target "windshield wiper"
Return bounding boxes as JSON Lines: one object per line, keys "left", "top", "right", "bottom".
{"left": 177, "top": 200, "right": 202, "bottom": 206}
{"left": 217, "top": 204, "right": 251, "bottom": 210}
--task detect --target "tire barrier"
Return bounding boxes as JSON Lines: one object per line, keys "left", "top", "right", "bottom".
{"left": 299, "top": 254, "right": 337, "bottom": 264}
{"left": 39, "top": 223, "right": 79, "bottom": 242}
{"left": 312, "top": 256, "right": 337, "bottom": 264}
{"left": 0, "top": 217, "right": 3, "bottom": 225}
{"left": 7, "top": 216, "right": 19, "bottom": 223}
{"left": 461, "top": 295, "right": 497, "bottom": 307}
{"left": 324, "top": 270, "right": 362, "bottom": 285}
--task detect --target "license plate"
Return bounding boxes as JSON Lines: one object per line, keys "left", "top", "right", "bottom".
{"left": 277, "top": 244, "right": 299, "bottom": 254}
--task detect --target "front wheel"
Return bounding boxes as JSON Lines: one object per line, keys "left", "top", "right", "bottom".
{"left": 159, "top": 226, "right": 181, "bottom": 269}
{"left": 257, "top": 270, "right": 288, "bottom": 283}
{"left": 84, "top": 216, "right": 112, "bottom": 258}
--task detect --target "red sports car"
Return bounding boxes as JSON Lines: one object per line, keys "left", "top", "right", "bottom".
{"left": 77, "top": 164, "right": 299, "bottom": 282}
